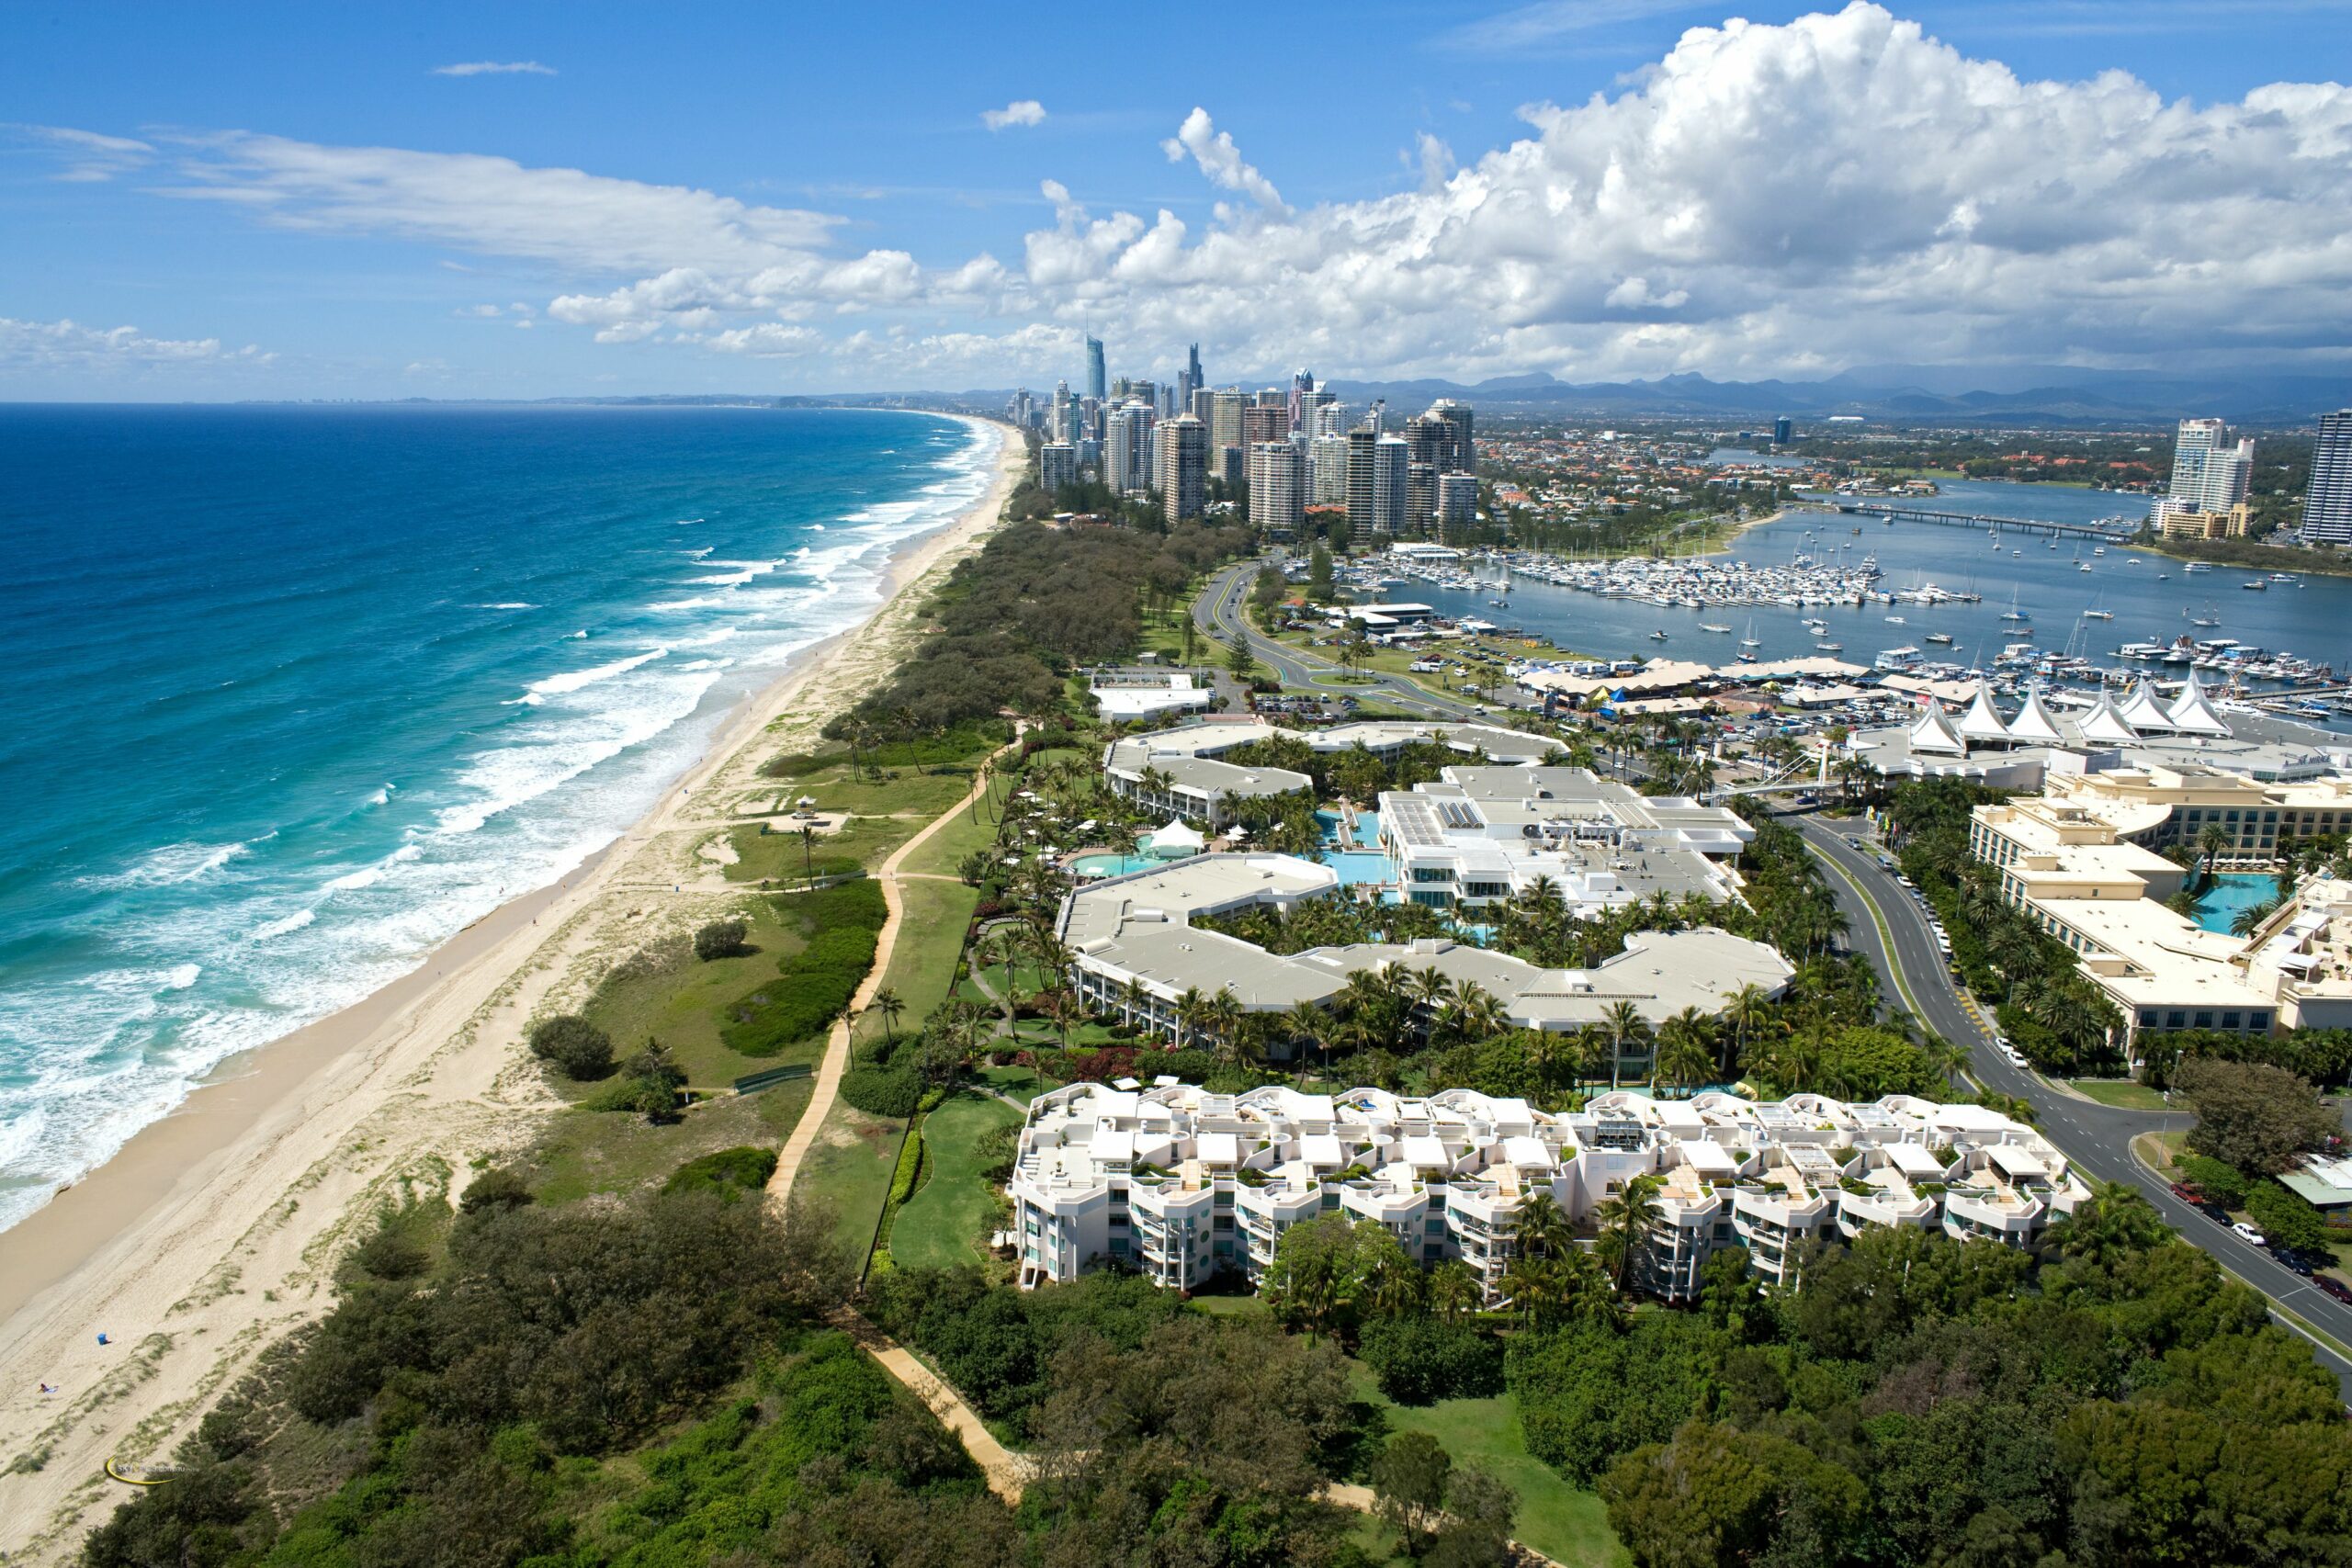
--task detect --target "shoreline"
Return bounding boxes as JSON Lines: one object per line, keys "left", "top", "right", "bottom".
{"left": 0, "top": 412, "right": 1023, "bottom": 1562}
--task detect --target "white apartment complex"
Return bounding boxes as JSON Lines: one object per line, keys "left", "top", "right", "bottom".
{"left": 1012, "top": 1083, "right": 2086, "bottom": 1298}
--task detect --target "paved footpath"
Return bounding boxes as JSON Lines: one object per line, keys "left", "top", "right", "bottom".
{"left": 765, "top": 730, "right": 1020, "bottom": 1213}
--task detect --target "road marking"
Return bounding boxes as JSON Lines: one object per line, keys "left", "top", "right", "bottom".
{"left": 1806, "top": 838, "right": 1927, "bottom": 1020}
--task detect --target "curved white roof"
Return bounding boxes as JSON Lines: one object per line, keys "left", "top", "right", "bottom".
{"left": 2118, "top": 680, "right": 2177, "bottom": 733}
{"left": 2076, "top": 695, "right": 2141, "bottom": 745}
{"left": 1908, "top": 697, "right": 1967, "bottom": 755}
{"left": 1957, "top": 679, "right": 2011, "bottom": 744}
{"left": 2007, "top": 684, "right": 2066, "bottom": 745}
{"left": 2167, "top": 669, "right": 2233, "bottom": 737}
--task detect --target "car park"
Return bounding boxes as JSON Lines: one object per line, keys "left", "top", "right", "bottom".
{"left": 2232, "top": 1222, "right": 2268, "bottom": 1247}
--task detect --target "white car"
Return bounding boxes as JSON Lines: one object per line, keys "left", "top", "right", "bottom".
{"left": 2232, "top": 1222, "right": 2267, "bottom": 1247}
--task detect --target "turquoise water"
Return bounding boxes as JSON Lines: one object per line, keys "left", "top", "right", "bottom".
{"left": 1317, "top": 809, "right": 1383, "bottom": 848}
{"left": 1071, "top": 853, "right": 1158, "bottom": 878}
{"left": 1325, "top": 851, "right": 1396, "bottom": 886}
{"left": 0, "top": 404, "right": 998, "bottom": 1230}
{"left": 2191, "top": 871, "right": 2288, "bottom": 933}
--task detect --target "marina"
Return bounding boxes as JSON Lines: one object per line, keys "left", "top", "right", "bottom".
{"left": 1334, "top": 480, "right": 2352, "bottom": 718}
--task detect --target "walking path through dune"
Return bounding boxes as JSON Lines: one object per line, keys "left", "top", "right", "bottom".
{"left": 767, "top": 729, "right": 1018, "bottom": 1213}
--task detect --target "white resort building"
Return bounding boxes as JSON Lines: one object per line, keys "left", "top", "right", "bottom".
{"left": 1376, "top": 765, "right": 1753, "bottom": 914}
{"left": 1010, "top": 1082, "right": 2086, "bottom": 1298}
{"left": 1055, "top": 852, "right": 1793, "bottom": 1061}
{"left": 1970, "top": 772, "right": 2352, "bottom": 1049}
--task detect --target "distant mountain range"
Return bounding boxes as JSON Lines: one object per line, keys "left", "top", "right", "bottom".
{"left": 1292, "top": 367, "right": 2352, "bottom": 426}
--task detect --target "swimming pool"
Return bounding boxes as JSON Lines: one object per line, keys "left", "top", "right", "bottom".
{"left": 1070, "top": 852, "right": 1159, "bottom": 878}
{"left": 2190, "top": 871, "right": 2287, "bottom": 933}
{"left": 1324, "top": 850, "right": 1396, "bottom": 886}
{"left": 1316, "top": 809, "right": 1384, "bottom": 849}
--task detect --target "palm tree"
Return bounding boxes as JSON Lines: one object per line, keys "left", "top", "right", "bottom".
{"left": 797, "top": 823, "right": 819, "bottom": 882}
{"left": 1591, "top": 1173, "right": 1664, "bottom": 1292}
{"left": 1655, "top": 1008, "right": 1716, "bottom": 1094}
{"left": 1364, "top": 1247, "right": 1425, "bottom": 1318}
{"left": 2197, "top": 821, "right": 2234, "bottom": 875}
{"left": 1511, "top": 1188, "right": 1573, "bottom": 1263}
{"left": 1498, "top": 1255, "right": 1560, "bottom": 1331}
{"left": 1285, "top": 1001, "right": 1329, "bottom": 1084}
{"left": 1173, "top": 987, "right": 1212, "bottom": 1053}
{"left": 1723, "top": 983, "right": 1770, "bottom": 1080}
{"left": 865, "top": 987, "right": 906, "bottom": 1044}
{"left": 1207, "top": 987, "right": 1246, "bottom": 1062}
{"left": 2231, "top": 896, "right": 2282, "bottom": 939}
{"left": 1599, "top": 999, "right": 1650, "bottom": 1090}
{"left": 1119, "top": 976, "right": 1150, "bottom": 1034}
{"left": 1428, "top": 1259, "right": 1482, "bottom": 1322}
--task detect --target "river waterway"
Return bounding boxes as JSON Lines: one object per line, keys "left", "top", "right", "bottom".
{"left": 1392, "top": 480, "right": 2351, "bottom": 682}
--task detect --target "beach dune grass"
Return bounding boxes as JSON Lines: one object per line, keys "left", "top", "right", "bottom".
{"left": 888, "top": 1090, "right": 1023, "bottom": 1270}
{"left": 527, "top": 1078, "right": 814, "bottom": 1207}
{"left": 794, "top": 1100, "right": 910, "bottom": 1261}
{"left": 577, "top": 900, "right": 812, "bottom": 1090}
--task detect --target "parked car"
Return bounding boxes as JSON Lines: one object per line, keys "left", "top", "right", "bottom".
{"left": 2169, "top": 1181, "right": 2201, "bottom": 1203}
{"left": 1876, "top": 853, "right": 1894, "bottom": 869}
{"left": 2232, "top": 1221, "right": 2268, "bottom": 1247}
{"left": 2316, "top": 1275, "right": 2352, "bottom": 1305}
{"left": 2273, "top": 1247, "right": 2317, "bottom": 1276}
{"left": 2199, "top": 1202, "right": 2233, "bottom": 1225}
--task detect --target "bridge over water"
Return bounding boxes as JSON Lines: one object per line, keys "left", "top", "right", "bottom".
{"left": 1797, "top": 498, "right": 2141, "bottom": 543}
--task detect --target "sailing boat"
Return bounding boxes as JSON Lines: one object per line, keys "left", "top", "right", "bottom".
{"left": 1999, "top": 588, "right": 2026, "bottom": 622}
{"left": 2083, "top": 591, "right": 2114, "bottom": 622}
{"left": 1736, "top": 617, "right": 1760, "bottom": 662}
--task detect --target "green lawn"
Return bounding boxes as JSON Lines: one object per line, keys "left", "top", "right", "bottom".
{"left": 577, "top": 899, "right": 813, "bottom": 1091}
{"left": 975, "top": 1064, "right": 1057, "bottom": 1103}
{"left": 792, "top": 1099, "right": 910, "bottom": 1261}
{"left": 1348, "top": 1361, "right": 1628, "bottom": 1568}
{"left": 2068, "top": 1078, "right": 2169, "bottom": 1111}
{"left": 526, "top": 1079, "right": 813, "bottom": 1206}
{"left": 889, "top": 1090, "right": 1025, "bottom": 1270}
{"left": 871, "top": 878, "right": 980, "bottom": 1030}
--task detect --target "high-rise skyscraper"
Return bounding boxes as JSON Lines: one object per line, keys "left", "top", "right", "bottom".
{"left": 1427, "top": 400, "right": 1476, "bottom": 476}
{"left": 2169, "top": 417, "right": 2255, "bottom": 514}
{"left": 1084, "top": 335, "right": 1107, "bottom": 402}
{"left": 1406, "top": 411, "right": 1450, "bottom": 474}
{"left": 1248, "top": 441, "right": 1306, "bottom": 537}
{"left": 1345, "top": 428, "right": 1379, "bottom": 529}
{"left": 1157, "top": 416, "right": 1207, "bottom": 523}
{"left": 1373, "top": 436, "right": 1410, "bottom": 535}
{"left": 1215, "top": 444, "right": 1246, "bottom": 491}
{"left": 1310, "top": 434, "right": 1350, "bottom": 506}
{"left": 1242, "top": 403, "right": 1288, "bottom": 448}
{"left": 1209, "top": 389, "right": 1247, "bottom": 456}
{"left": 1105, "top": 400, "right": 1156, "bottom": 497}
{"left": 1436, "top": 473, "right": 1478, "bottom": 535}
{"left": 1178, "top": 344, "right": 1203, "bottom": 414}
{"left": 1288, "top": 370, "right": 1314, "bottom": 436}
{"left": 2304, "top": 410, "right": 2352, "bottom": 545}
{"left": 1191, "top": 386, "right": 1215, "bottom": 429}
{"left": 1038, "top": 442, "right": 1077, "bottom": 494}
{"left": 1773, "top": 415, "right": 1793, "bottom": 446}
{"left": 1408, "top": 463, "right": 1437, "bottom": 533}
{"left": 1312, "top": 398, "right": 1350, "bottom": 440}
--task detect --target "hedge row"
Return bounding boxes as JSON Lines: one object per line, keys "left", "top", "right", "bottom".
{"left": 720, "top": 882, "right": 888, "bottom": 1058}
{"left": 841, "top": 1066, "right": 924, "bottom": 1119}
{"left": 888, "top": 1128, "right": 926, "bottom": 1206}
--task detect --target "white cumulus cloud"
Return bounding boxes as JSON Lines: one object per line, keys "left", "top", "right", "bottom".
{"left": 1159, "top": 107, "right": 1285, "bottom": 213}
{"left": 0, "top": 317, "right": 271, "bottom": 368}
{"left": 980, "top": 99, "right": 1046, "bottom": 130}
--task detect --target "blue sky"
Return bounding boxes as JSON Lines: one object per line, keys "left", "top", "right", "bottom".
{"left": 4, "top": 0, "right": 2347, "bottom": 399}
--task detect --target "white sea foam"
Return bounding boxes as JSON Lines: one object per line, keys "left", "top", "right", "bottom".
{"left": 516, "top": 647, "right": 667, "bottom": 704}
{"left": 474, "top": 603, "right": 537, "bottom": 610}
{"left": 164, "top": 964, "right": 201, "bottom": 990}
{"left": 367, "top": 783, "right": 395, "bottom": 807}
{"left": 249, "top": 908, "right": 316, "bottom": 942}
{"left": 102, "top": 839, "right": 255, "bottom": 888}
{"left": 673, "top": 517, "right": 706, "bottom": 525}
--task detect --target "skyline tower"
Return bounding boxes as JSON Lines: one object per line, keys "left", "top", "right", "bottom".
{"left": 2304, "top": 410, "right": 2352, "bottom": 544}
{"left": 1084, "top": 335, "right": 1106, "bottom": 402}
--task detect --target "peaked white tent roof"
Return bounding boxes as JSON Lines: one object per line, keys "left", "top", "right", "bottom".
{"left": 1957, "top": 679, "right": 2012, "bottom": 744}
{"left": 1146, "top": 818, "right": 1206, "bottom": 853}
{"left": 2007, "top": 684, "right": 2066, "bottom": 745}
{"left": 1908, "top": 697, "right": 1968, "bottom": 755}
{"left": 2118, "top": 679, "right": 2177, "bottom": 734}
{"left": 2076, "top": 695, "right": 2141, "bottom": 746}
{"left": 2166, "top": 670, "right": 2233, "bottom": 737}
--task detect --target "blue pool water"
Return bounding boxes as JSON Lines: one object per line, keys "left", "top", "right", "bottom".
{"left": 0, "top": 403, "right": 1000, "bottom": 1230}
{"left": 1316, "top": 809, "right": 1383, "bottom": 848}
{"left": 2190, "top": 871, "right": 2287, "bottom": 933}
{"left": 1325, "top": 851, "right": 1396, "bottom": 886}
{"left": 1071, "top": 853, "right": 1159, "bottom": 878}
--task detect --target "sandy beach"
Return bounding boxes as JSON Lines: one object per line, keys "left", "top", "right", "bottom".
{"left": 0, "top": 412, "right": 1023, "bottom": 1563}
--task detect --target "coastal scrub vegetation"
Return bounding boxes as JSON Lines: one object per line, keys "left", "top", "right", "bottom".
{"left": 718, "top": 879, "right": 887, "bottom": 1058}
{"left": 824, "top": 509, "right": 1251, "bottom": 739}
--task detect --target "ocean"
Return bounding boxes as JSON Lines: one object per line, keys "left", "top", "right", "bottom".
{"left": 0, "top": 403, "right": 997, "bottom": 1231}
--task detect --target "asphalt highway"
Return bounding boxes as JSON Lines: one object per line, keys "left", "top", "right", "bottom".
{"left": 1786, "top": 810, "right": 2352, "bottom": 1400}
{"left": 1193, "top": 560, "right": 1481, "bottom": 720}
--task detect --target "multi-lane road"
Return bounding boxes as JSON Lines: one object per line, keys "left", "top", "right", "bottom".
{"left": 1193, "top": 561, "right": 1481, "bottom": 720}
{"left": 1789, "top": 812, "right": 2352, "bottom": 1397}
